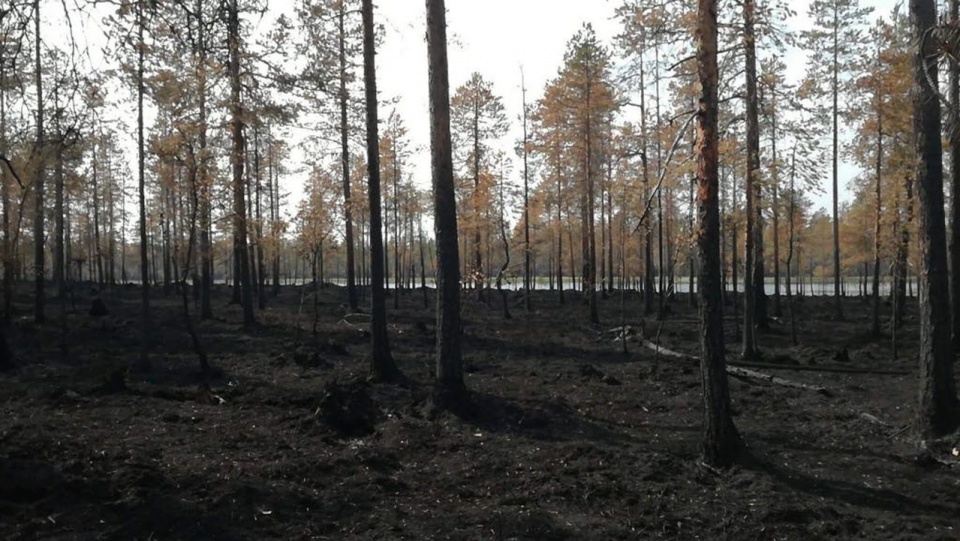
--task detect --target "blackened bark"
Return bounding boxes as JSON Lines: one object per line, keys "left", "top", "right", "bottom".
{"left": 871, "top": 68, "right": 882, "bottom": 339}
{"left": 228, "top": 0, "right": 255, "bottom": 328}
{"left": 137, "top": 0, "right": 150, "bottom": 356}
{"left": 696, "top": 0, "right": 740, "bottom": 467}
{"left": 197, "top": 0, "right": 213, "bottom": 319}
{"left": 949, "top": 0, "right": 960, "bottom": 348}
{"left": 741, "top": 0, "right": 759, "bottom": 358}
{"left": 34, "top": 0, "right": 46, "bottom": 324}
{"left": 426, "top": 0, "right": 464, "bottom": 392}
{"left": 339, "top": 2, "right": 359, "bottom": 312}
{"left": 362, "top": 0, "right": 400, "bottom": 381}
{"left": 912, "top": 0, "right": 960, "bottom": 438}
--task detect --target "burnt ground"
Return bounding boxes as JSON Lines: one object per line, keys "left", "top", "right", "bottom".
{"left": 0, "top": 282, "right": 958, "bottom": 540}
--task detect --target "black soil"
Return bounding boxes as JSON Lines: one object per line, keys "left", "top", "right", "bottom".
{"left": 1, "top": 284, "right": 958, "bottom": 540}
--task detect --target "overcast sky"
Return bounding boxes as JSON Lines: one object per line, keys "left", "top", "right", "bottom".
{"left": 52, "top": 0, "right": 891, "bottom": 218}
{"left": 367, "top": 0, "right": 889, "bottom": 215}
{"left": 375, "top": 0, "right": 622, "bottom": 192}
{"left": 368, "top": 0, "right": 626, "bottom": 222}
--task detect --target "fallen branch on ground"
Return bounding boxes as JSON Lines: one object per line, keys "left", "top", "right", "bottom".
{"left": 339, "top": 313, "right": 372, "bottom": 327}
{"left": 726, "top": 365, "right": 831, "bottom": 395}
{"left": 640, "top": 340, "right": 831, "bottom": 395}
{"left": 728, "top": 361, "right": 910, "bottom": 376}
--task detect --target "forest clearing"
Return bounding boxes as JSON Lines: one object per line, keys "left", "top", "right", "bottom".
{"left": 4, "top": 0, "right": 960, "bottom": 537}
{"left": 0, "top": 285, "right": 958, "bottom": 540}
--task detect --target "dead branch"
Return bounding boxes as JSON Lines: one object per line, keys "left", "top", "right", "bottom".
{"left": 640, "top": 340, "right": 831, "bottom": 395}
{"left": 726, "top": 365, "right": 831, "bottom": 395}
{"left": 728, "top": 361, "right": 910, "bottom": 376}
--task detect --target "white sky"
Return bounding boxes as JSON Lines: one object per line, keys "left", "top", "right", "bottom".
{"left": 375, "top": 0, "right": 622, "bottom": 192}
{"left": 370, "top": 0, "right": 890, "bottom": 215}
{"left": 40, "top": 0, "right": 891, "bottom": 220}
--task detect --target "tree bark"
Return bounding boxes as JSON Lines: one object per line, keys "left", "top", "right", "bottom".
{"left": 426, "top": 0, "right": 464, "bottom": 393}
{"left": 34, "top": 0, "right": 46, "bottom": 324}
{"left": 196, "top": 0, "right": 213, "bottom": 319}
{"left": 871, "top": 61, "right": 883, "bottom": 339}
{"left": 339, "top": 1, "right": 359, "bottom": 312}
{"left": 362, "top": 0, "right": 400, "bottom": 381}
{"left": 770, "top": 84, "right": 782, "bottom": 318}
{"left": 695, "top": 0, "right": 740, "bottom": 467}
{"left": 228, "top": 0, "right": 255, "bottom": 328}
{"left": 950, "top": 0, "right": 960, "bottom": 348}
{"left": 831, "top": 3, "right": 843, "bottom": 320}
{"left": 53, "top": 82, "right": 64, "bottom": 298}
{"left": 137, "top": 0, "right": 150, "bottom": 356}
{"left": 521, "top": 70, "right": 531, "bottom": 310}
{"left": 0, "top": 49, "right": 10, "bottom": 320}
{"left": 911, "top": 0, "right": 960, "bottom": 438}
{"left": 742, "top": 0, "right": 760, "bottom": 359}
{"left": 254, "top": 128, "right": 266, "bottom": 310}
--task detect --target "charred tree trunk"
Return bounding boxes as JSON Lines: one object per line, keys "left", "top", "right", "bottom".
{"left": 426, "top": 0, "right": 464, "bottom": 393}
{"left": 254, "top": 129, "right": 266, "bottom": 310}
{"left": 742, "top": 0, "right": 762, "bottom": 357}
{"left": 696, "top": 0, "right": 741, "bottom": 467}
{"left": 339, "top": 2, "right": 359, "bottom": 311}
{"left": 0, "top": 51, "right": 10, "bottom": 320}
{"left": 950, "top": 0, "right": 960, "bottom": 349}
{"left": 521, "top": 71, "right": 531, "bottom": 310}
{"left": 228, "top": 0, "right": 255, "bottom": 328}
{"left": 362, "top": 0, "right": 400, "bottom": 381}
{"left": 912, "top": 0, "right": 960, "bottom": 438}
{"left": 197, "top": 0, "right": 213, "bottom": 318}
{"left": 137, "top": 0, "right": 150, "bottom": 357}
{"left": 831, "top": 3, "right": 843, "bottom": 320}
{"left": 33, "top": 0, "right": 46, "bottom": 324}
{"left": 871, "top": 69, "right": 883, "bottom": 339}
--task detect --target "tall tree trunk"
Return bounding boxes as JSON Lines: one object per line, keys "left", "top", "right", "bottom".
{"left": 894, "top": 177, "right": 912, "bottom": 328}
{"left": 362, "top": 0, "right": 400, "bottom": 381}
{"left": 161, "top": 184, "right": 171, "bottom": 294}
{"left": 831, "top": 3, "right": 843, "bottom": 320}
{"left": 639, "top": 47, "right": 655, "bottom": 315}
{"left": 393, "top": 131, "right": 401, "bottom": 309}
{"left": 742, "top": 0, "right": 760, "bottom": 359}
{"left": 585, "top": 78, "right": 598, "bottom": 324}
{"left": 339, "top": 2, "right": 358, "bottom": 311}
{"left": 53, "top": 81, "right": 64, "bottom": 298}
{"left": 521, "top": 70, "right": 531, "bottom": 310}
{"left": 472, "top": 98, "right": 483, "bottom": 300}
{"left": 786, "top": 150, "right": 798, "bottom": 345}
{"left": 426, "top": 0, "right": 464, "bottom": 393}
{"left": 912, "top": 0, "right": 960, "bottom": 438}
{"left": 33, "top": 0, "right": 46, "bottom": 324}
{"left": 696, "top": 0, "right": 740, "bottom": 467}
{"left": 871, "top": 68, "right": 883, "bottom": 339}
{"left": 950, "top": 0, "right": 960, "bottom": 348}
{"left": 418, "top": 204, "right": 428, "bottom": 308}
{"left": 137, "top": 0, "right": 150, "bottom": 356}
{"left": 93, "top": 139, "right": 104, "bottom": 288}
{"left": 271, "top": 144, "right": 281, "bottom": 296}
{"left": 496, "top": 173, "right": 511, "bottom": 320}
{"left": 254, "top": 128, "right": 266, "bottom": 310}
{"left": 228, "top": 0, "right": 255, "bottom": 328}
{"left": 0, "top": 51, "right": 10, "bottom": 320}
{"left": 655, "top": 38, "right": 666, "bottom": 318}
{"left": 196, "top": 0, "right": 213, "bottom": 319}
{"left": 555, "top": 147, "right": 564, "bottom": 304}
{"left": 770, "top": 87, "right": 782, "bottom": 318}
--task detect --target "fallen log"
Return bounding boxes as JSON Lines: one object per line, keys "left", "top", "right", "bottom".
{"left": 641, "top": 340, "right": 831, "bottom": 395}
{"left": 728, "top": 361, "right": 910, "bottom": 377}
{"left": 640, "top": 341, "right": 909, "bottom": 376}
{"left": 642, "top": 340, "right": 696, "bottom": 361}
{"left": 726, "top": 365, "right": 831, "bottom": 395}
